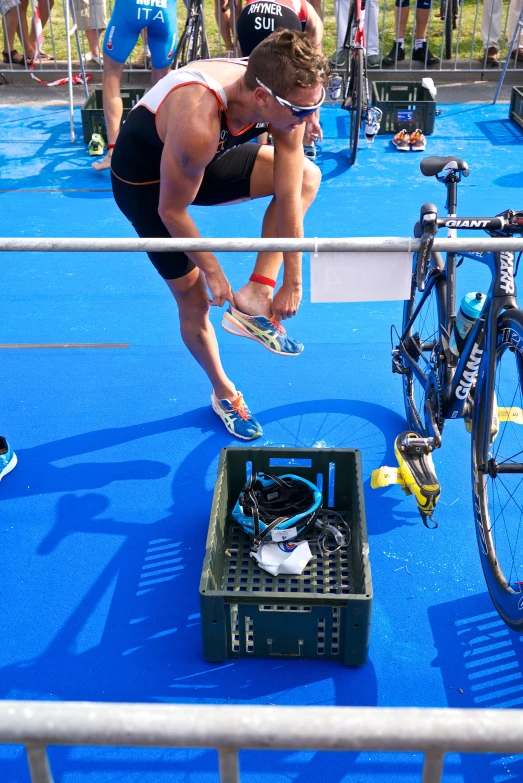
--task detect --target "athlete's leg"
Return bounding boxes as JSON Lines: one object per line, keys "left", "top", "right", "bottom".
{"left": 234, "top": 145, "right": 321, "bottom": 319}
{"left": 166, "top": 269, "right": 238, "bottom": 401}
{"left": 92, "top": 54, "right": 125, "bottom": 171}
{"left": 215, "top": 0, "right": 241, "bottom": 52}
{"left": 111, "top": 175, "right": 239, "bottom": 403}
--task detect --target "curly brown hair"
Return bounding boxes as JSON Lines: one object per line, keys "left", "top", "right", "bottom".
{"left": 245, "top": 29, "right": 330, "bottom": 97}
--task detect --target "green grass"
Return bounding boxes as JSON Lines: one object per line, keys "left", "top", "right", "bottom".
{"left": 43, "top": 0, "right": 487, "bottom": 64}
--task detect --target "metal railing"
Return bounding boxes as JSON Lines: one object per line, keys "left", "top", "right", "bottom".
{"left": 3, "top": 700, "right": 523, "bottom": 783}
{"left": 1, "top": 236, "right": 523, "bottom": 252}
{"left": 2, "top": 0, "right": 523, "bottom": 78}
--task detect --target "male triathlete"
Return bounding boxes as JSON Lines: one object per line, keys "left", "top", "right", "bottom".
{"left": 237, "top": 0, "right": 323, "bottom": 154}
{"left": 110, "top": 30, "right": 329, "bottom": 440}
{"left": 93, "top": 0, "right": 178, "bottom": 172}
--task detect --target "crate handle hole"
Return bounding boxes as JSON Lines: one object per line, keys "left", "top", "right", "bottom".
{"left": 212, "top": 620, "right": 217, "bottom": 624}
{"left": 270, "top": 458, "right": 312, "bottom": 467}
{"left": 328, "top": 462, "right": 335, "bottom": 508}
{"left": 354, "top": 623, "right": 359, "bottom": 628}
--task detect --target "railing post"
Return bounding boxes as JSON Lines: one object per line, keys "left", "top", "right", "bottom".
{"left": 25, "top": 744, "right": 54, "bottom": 783}
{"left": 218, "top": 748, "right": 240, "bottom": 783}
{"left": 421, "top": 750, "right": 445, "bottom": 783}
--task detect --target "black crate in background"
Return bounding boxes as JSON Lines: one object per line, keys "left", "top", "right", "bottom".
{"left": 510, "top": 87, "right": 523, "bottom": 131}
{"left": 372, "top": 81, "right": 437, "bottom": 135}
{"left": 81, "top": 87, "right": 146, "bottom": 144}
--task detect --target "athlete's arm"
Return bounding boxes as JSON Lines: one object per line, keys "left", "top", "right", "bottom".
{"left": 303, "top": 3, "right": 324, "bottom": 145}
{"left": 304, "top": 2, "right": 323, "bottom": 51}
{"left": 158, "top": 92, "right": 234, "bottom": 307}
{"left": 269, "top": 124, "right": 307, "bottom": 321}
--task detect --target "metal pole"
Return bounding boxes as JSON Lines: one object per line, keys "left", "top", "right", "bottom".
{"left": 493, "top": 5, "right": 523, "bottom": 103}
{"left": 63, "top": 0, "right": 75, "bottom": 142}
{"left": 219, "top": 749, "right": 240, "bottom": 783}
{"left": 421, "top": 751, "right": 445, "bottom": 783}
{"left": 1, "top": 237, "right": 523, "bottom": 253}
{"left": 25, "top": 745, "right": 54, "bottom": 783}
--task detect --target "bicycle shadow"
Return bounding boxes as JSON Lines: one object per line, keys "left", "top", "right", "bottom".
{"left": 429, "top": 592, "right": 523, "bottom": 782}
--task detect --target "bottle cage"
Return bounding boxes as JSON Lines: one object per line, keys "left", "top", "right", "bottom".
{"left": 232, "top": 472, "right": 322, "bottom": 550}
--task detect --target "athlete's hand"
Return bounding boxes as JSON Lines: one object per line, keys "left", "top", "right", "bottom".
{"left": 205, "top": 267, "right": 236, "bottom": 308}
{"left": 272, "top": 283, "right": 302, "bottom": 321}
{"left": 304, "top": 116, "right": 322, "bottom": 146}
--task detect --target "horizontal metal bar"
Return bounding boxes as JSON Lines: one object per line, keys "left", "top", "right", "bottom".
{"left": 1, "top": 702, "right": 523, "bottom": 754}
{"left": 1, "top": 238, "right": 523, "bottom": 253}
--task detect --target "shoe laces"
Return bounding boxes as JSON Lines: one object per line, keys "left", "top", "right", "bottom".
{"left": 231, "top": 393, "right": 250, "bottom": 421}
{"left": 269, "top": 316, "right": 285, "bottom": 335}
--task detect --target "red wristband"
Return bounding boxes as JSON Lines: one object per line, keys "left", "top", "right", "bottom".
{"left": 106, "top": 143, "right": 115, "bottom": 150}
{"left": 250, "top": 273, "right": 276, "bottom": 288}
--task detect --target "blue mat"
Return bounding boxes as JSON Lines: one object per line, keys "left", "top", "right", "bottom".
{"left": 1, "top": 100, "right": 523, "bottom": 783}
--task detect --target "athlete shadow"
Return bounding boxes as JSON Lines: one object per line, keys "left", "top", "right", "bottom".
{"left": 0, "top": 407, "right": 214, "bottom": 500}
{"left": 493, "top": 170, "right": 523, "bottom": 188}
{"left": 429, "top": 592, "right": 523, "bottom": 782}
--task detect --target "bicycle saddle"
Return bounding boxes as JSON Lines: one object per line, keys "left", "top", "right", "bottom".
{"left": 420, "top": 156, "right": 470, "bottom": 177}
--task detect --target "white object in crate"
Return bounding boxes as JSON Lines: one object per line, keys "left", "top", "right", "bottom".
{"left": 421, "top": 77, "right": 437, "bottom": 99}
{"left": 250, "top": 540, "right": 313, "bottom": 576}
{"left": 311, "top": 251, "right": 412, "bottom": 302}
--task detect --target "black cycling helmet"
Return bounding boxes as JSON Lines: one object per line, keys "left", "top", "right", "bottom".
{"left": 237, "top": 3, "right": 302, "bottom": 56}
{"left": 232, "top": 472, "right": 322, "bottom": 549}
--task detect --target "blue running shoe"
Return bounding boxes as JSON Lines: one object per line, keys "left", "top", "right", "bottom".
{"left": 211, "top": 391, "right": 263, "bottom": 440}
{"left": 222, "top": 306, "right": 304, "bottom": 356}
{"left": 0, "top": 436, "right": 17, "bottom": 482}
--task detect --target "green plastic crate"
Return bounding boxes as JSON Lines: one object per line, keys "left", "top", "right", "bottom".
{"left": 372, "top": 81, "right": 436, "bottom": 135}
{"left": 199, "top": 447, "right": 372, "bottom": 666}
{"left": 510, "top": 86, "right": 523, "bottom": 131}
{"left": 81, "top": 87, "right": 146, "bottom": 144}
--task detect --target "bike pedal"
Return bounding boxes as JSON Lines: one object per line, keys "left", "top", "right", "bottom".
{"left": 498, "top": 407, "right": 523, "bottom": 424}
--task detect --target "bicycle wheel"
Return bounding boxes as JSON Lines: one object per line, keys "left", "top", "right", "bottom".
{"left": 472, "top": 308, "right": 523, "bottom": 630}
{"left": 189, "top": 12, "right": 209, "bottom": 61}
{"left": 173, "top": 24, "right": 191, "bottom": 69}
{"left": 400, "top": 250, "right": 446, "bottom": 436}
{"left": 347, "top": 48, "right": 363, "bottom": 166}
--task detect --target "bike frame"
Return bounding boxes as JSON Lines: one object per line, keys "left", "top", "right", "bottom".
{"left": 343, "top": 0, "right": 366, "bottom": 51}
{"left": 400, "top": 227, "right": 519, "bottom": 467}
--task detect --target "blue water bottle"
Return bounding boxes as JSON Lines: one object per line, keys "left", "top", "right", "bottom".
{"left": 449, "top": 292, "right": 486, "bottom": 357}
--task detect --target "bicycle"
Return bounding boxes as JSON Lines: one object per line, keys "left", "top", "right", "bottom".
{"left": 172, "top": 0, "right": 210, "bottom": 70}
{"left": 438, "top": 0, "right": 459, "bottom": 60}
{"left": 390, "top": 154, "right": 523, "bottom": 629}
{"left": 340, "top": 0, "right": 382, "bottom": 166}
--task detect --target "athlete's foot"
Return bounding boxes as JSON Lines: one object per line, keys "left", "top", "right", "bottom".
{"left": 211, "top": 390, "right": 263, "bottom": 440}
{"left": 235, "top": 282, "right": 273, "bottom": 318}
{"left": 92, "top": 151, "right": 112, "bottom": 171}
{"left": 222, "top": 306, "right": 304, "bottom": 356}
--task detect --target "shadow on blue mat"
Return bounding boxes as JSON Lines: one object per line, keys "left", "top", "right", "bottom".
{"left": 430, "top": 592, "right": 523, "bottom": 782}
{"left": 475, "top": 119, "right": 523, "bottom": 146}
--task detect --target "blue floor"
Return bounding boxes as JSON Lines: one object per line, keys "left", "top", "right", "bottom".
{"left": 1, "top": 99, "right": 523, "bottom": 783}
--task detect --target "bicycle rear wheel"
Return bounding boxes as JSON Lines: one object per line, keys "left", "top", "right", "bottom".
{"left": 173, "top": 24, "right": 191, "bottom": 69}
{"left": 472, "top": 308, "right": 523, "bottom": 630}
{"left": 347, "top": 48, "right": 363, "bottom": 166}
{"left": 400, "top": 250, "right": 446, "bottom": 436}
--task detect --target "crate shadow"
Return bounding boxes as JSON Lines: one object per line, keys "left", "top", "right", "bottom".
{"left": 429, "top": 592, "right": 523, "bottom": 782}
{"left": 475, "top": 119, "right": 523, "bottom": 146}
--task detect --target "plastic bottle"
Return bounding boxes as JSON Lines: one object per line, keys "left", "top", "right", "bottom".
{"left": 327, "top": 74, "right": 342, "bottom": 102}
{"left": 449, "top": 292, "right": 486, "bottom": 357}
